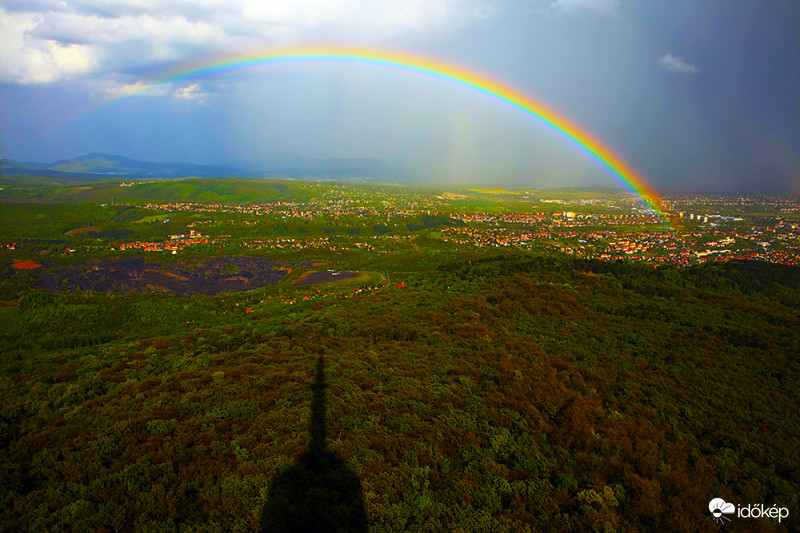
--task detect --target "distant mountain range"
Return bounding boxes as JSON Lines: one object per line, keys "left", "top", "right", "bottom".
{"left": 1, "top": 153, "right": 244, "bottom": 180}
{"left": 0, "top": 153, "right": 407, "bottom": 181}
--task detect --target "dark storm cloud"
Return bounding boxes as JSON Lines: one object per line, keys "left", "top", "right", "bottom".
{"left": 1, "top": 0, "right": 799, "bottom": 191}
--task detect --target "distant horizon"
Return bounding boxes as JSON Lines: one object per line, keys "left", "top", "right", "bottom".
{"left": 4, "top": 3, "right": 800, "bottom": 194}
{"left": 0, "top": 150, "right": 797, "bottom": 196}
{"left": 2, "top": 151, "right": 798, "bottom": 195}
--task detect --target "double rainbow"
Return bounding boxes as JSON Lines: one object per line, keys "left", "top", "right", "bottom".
{"left": 151, "top": 46, "right": 661, "bottom": 211}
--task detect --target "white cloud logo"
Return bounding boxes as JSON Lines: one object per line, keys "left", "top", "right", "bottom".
{"left": 709, "top": 498, "right": 736, "bottom": 524}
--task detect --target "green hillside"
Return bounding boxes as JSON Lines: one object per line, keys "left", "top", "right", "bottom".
{"left": 0, "top": 178, "right": 319, "bottom": 205}
{"left": 1, "top": 257, "right": 797, "bottom": 531}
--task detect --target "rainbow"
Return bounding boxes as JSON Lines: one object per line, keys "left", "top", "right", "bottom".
{"left": 153, "top": 47, "right": 662, "bottom": 211}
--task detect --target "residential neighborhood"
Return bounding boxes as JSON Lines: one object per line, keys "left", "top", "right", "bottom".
{"left": 13, "top": 189, "right": 796, "bottom": 267}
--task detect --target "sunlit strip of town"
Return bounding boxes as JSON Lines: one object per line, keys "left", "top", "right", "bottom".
{"left": 8, "top": 186, "right": 793, "bottom": 267}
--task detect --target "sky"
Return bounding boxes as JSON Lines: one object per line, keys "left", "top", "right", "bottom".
{"left": 1, "top": 0, "right": 799, "bottom": 192}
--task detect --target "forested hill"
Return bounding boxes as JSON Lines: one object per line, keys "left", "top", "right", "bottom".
{"left": 0, "top": 177, "right": 318, "bottom": 204}
{"left": 1, "top": 257, "right": 798, "bottom": 531}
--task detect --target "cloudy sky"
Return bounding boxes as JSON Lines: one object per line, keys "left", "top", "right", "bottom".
{"left": 1, "top": 0, "right": 799, "bottom": 191}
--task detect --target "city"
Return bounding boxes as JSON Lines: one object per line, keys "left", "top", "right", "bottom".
{"left": 7, "top": 186, "right": 795, "bottom": 267}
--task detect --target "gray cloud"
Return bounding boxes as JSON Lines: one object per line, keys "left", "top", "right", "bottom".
{"left": 0, "top": 0, "right": 493, "bottom": 85}
{"left": 658, "top": 53, "right": 700, "bottom": 74}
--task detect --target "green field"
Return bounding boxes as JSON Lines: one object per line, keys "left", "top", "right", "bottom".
{"left": 1, "top": 178, "right": 798, "bottom": 531}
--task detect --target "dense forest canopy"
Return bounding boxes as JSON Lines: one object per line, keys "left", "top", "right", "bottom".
{"left": 1, "top": 183, "right": 798, "bottom": 530}
{"left": 1, "top": 253, "right": 798, "bottom": 531}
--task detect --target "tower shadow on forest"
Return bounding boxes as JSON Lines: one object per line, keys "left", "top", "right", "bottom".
{"left": 261, "top": 356, "right": 367, "bottom": 533}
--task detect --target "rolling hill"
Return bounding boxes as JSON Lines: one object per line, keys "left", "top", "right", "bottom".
{"left": 2, "top": 153, "right": 408, "bottom": 182}
{"left": 2, "top": 153, "right": 241, "bottom": 180}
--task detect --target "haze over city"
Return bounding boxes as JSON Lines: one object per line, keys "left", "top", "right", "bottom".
{"left": 1, "top": 0, "right": 799, "bottom": 191}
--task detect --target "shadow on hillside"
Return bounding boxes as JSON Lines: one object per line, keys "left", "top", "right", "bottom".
{"left": 261, "top": 356, "right": 367, "bottom": 533}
